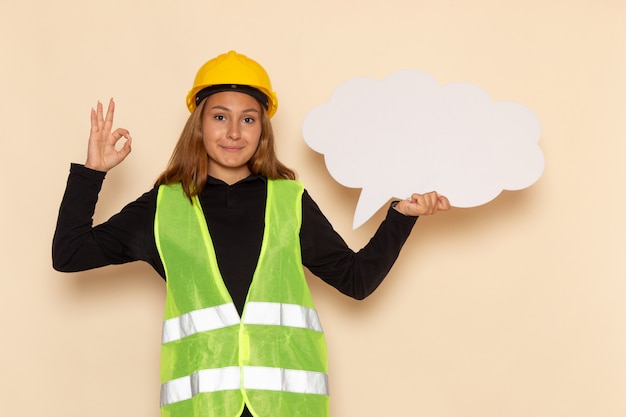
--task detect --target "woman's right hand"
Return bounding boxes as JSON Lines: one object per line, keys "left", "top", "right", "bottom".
{"left": 85, "top": 98, "right": 132, "bottom": 172}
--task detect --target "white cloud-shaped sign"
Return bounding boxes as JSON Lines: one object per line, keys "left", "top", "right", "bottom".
{"left": 302, "top": 70, "right": 544, "bottom": 229}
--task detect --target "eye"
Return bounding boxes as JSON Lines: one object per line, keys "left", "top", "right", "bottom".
{"left": 214, "top": 114, "right": 226, "bottom": 121}
{"left": 243, "top": 116, "right": 255, "bottom": 124}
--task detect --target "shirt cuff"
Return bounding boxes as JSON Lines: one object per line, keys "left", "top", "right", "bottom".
{"left": 70, "top": 163, "right": 107, "bottom": 181}
{"left": 388, "top": 200, "right": 419, "bottom": 224}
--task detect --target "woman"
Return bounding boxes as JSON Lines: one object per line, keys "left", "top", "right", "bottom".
{"left": 53, "top": 50, "right": 449, "bottom": 417}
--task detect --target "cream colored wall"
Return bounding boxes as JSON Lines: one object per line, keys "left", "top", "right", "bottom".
{"left": 1, "top": 0, "right": 625, "bottom": 416}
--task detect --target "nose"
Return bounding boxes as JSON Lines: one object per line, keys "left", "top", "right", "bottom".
{"left": 227, "top": 120, "right": 241, "bottom": 141}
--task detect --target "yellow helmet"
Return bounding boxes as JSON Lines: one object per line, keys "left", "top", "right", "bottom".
{"left": 186, "top": 50, "right": 278, "bottom": 117}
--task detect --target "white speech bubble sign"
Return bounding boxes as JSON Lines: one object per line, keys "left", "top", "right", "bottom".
{"left": 302, "top": 70, "right": 544, "bottom": 229}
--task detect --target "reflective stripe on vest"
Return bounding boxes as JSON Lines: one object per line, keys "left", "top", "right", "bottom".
{"left": 161, "top": 367, "right": 241, "bottom": 406}
{"left": 161, "top": 366, "right": 329, "bottom": 406}
{"left": 155, "top": 180, "right": 329, "bottom": 417}
{"left": 163, "top": 301, "right": 323, "bottom": 344}
{"left": 162, "top": 303, "right": 240, "bottom": 344}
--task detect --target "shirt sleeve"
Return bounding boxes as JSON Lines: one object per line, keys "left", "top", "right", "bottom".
{"left": 52, "top": 163, "right": 163, "bottom": 275}
{"left": 300, "top": 190, "right": 418, "bottom": 300}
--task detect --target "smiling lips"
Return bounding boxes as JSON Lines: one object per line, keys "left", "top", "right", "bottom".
{"left": 221, "top": 145, "right": 245, "bottom": 152}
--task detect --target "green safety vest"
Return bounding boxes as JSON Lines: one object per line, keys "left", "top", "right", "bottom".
{"left": 155, "top": 179, "right": 329, "bottom": 417}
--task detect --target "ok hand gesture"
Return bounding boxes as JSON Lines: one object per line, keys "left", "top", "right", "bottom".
{"left": 85, "top": 99, "right": 132, "bottom": 172}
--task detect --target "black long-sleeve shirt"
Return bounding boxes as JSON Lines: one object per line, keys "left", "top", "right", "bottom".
{"left": 53, "top": 164, "right": 418, "bottom": 312}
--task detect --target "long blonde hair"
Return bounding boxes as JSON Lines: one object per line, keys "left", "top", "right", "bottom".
{"left": 154, "top": 98, "right": 296, "bottom": 200}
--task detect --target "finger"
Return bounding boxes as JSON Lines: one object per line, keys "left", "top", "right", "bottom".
{"left": 104, "top": 98, "right": 115, "bottom": 132}
{"left": 118, "top": 134, "right": 133, "bottom": 159}
{"left": 111, "top": 127, "right": 130, "bottom": 138}
{"left": 110, "top": 128, "right": 131, "bottom": 145}
{"left": 415, "top": 192, "right": 435, "bottom": 213}
{"left": 426, "top": 192, "right": 440, "bottom": 215}
{"left": 426, "top": 191, "right": 439, "bottom": 214}
{"left": 410, "top": 193, "right": 425, "bottom": 205}
{"left": 426, "top": 194, "right": 437, "bottom": 215}
{"left": 96, "top": 100, "right": 105, "bottom": 130}
{"left": 112, "top": 132, "right": 132, "bottom": 165}
{"left": 437, "top": 195, "right": 451, "bottom": 210}
{"left": 90, "top": 107, "right": 98, "bottom": 133}
{"left": 412, "top": 193, "right": 430, "bottom": 214}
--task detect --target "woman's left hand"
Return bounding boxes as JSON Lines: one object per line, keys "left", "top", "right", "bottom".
{"left": 394, "top": 192, "right": 451, "bottom": 216}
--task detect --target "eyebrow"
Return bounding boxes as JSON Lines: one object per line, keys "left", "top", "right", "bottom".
{"left": 209, "top": 105, "right": 261, "bottom": 114}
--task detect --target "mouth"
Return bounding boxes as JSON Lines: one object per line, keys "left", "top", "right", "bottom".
{"left": 221, "top": 146, "right": 244, "bottom": 152}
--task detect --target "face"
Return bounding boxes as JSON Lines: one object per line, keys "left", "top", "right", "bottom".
{"left": 201, "top": 91, "right": 263, "bottom": 183}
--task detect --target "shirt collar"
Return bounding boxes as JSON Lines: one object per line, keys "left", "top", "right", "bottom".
{"left": 205, "top": 174, "right": 267, "bottom": 186}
